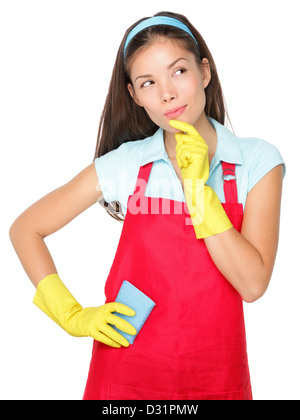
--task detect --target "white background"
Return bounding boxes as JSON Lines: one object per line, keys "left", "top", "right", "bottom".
{"left": 1, "top": 0, "right": 299, "bottom": 400}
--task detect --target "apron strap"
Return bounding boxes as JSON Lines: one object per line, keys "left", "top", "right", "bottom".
{"left": 134, "top": 162, "right": 153, "bottom": 195}
{"left": 221, "top": 162, "right": 238, "bottom": 204}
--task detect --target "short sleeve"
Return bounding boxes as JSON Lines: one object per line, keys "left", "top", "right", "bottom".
{"left": 94, "top": 148, "right": 121, "bottom": 204}
{"left": 94, "top": 140, "right": 142, "bottom": 205}
{"left": 247, "top": 138, "right": 286, "bottom": 193}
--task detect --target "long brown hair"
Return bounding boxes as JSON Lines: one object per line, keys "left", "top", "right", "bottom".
{"left": 94, "top": 11, "right": 229, "bottom": 222}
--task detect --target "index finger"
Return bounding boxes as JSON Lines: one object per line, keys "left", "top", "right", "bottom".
{"left": 108, "top": 301, "right": 136, "bottom": 317}
{"left": 169, "top": 120, "right": 199, "bottom": 137}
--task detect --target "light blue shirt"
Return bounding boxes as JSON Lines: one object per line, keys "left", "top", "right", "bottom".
{"left": 94, "top": 117, "right": 286, "bottom": 216}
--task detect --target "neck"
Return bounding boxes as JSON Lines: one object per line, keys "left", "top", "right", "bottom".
{"left": 164, "top": 113, "right": 217, "bottom": 164}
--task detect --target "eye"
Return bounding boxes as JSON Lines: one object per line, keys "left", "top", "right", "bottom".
{"left": 141, "top": 80, "right": 153, "bottom": 88}
{"left": 174, "top": 68, "right": 187, "bottom": 76}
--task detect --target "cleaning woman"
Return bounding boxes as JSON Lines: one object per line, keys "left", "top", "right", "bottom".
{"left": 10, "top": 11, "right": 285, "bottom": 400}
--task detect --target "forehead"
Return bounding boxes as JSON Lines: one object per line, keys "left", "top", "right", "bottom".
{"left": 128, "top": 38, "right": 194, "bottom": 76}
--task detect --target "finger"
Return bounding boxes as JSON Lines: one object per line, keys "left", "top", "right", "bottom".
{"left": 92, "top": 330, "right": 121, "bottom": 348}
{"left": 175, "top": 136, "right": 208, "bottom": 158}
{"left": 107, "top": 302, "right": 136, "bottom": 317}
{"left": 176, "top": 142, "right": 203, "bottom": 158}
{"left": 106, "top": 313, "right": 137, "bottom": 335}
{"left": 176, "top": 142, "right": 207, "bottom": 167}
{"left": 175, "top": 138, "right": 200, "bottom": 154}
{"left": 175, "top": 135, "right": 206, "bottom": 148}
{"left": 100, "top": 323, "right": 130, "bottom": 347}
{"left": 174, "top": 133, "right": 188, "bottom": 144}
{"left": 176, "top": 144, "right": 193, "bottom": 168}
{"left": 181, "top": 152, "right": 192, "bottom": 168}
{"left": 169, "top": 120, "right": 199, "bottom": 137}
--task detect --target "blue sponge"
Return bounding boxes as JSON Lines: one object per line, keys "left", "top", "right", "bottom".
{"left": 112, "top": 280, "right": 156, "bottom": 344}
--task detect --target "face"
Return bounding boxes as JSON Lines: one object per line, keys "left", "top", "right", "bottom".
{"left": 127, "top": 37, "right": 211, "bottom": 134}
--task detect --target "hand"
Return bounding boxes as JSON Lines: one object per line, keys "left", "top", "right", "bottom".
{"left": 33, "top": 274, "right": 137, "bottom": 348}
{"left": 66, "top": 302, "right": 137, "bottom": 348}
{"left": 169, "top": 120, "right": 209, "bottom": 184}
{"left": 169, "top": 120, "right": 208, "bottom": 223}
{"left": 168, "top": 120, "right": 233, "bottom": 239}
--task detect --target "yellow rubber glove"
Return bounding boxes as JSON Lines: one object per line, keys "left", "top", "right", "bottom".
{"left": 169, "top": 119, "right": 233, "bottom": 239}
{"left": 33, "top": 273, "right": 137, "bottom": 348}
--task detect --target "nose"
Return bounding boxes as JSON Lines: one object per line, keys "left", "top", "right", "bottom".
{"left": 160, "top": 79, "right": 178, "bottom": 103}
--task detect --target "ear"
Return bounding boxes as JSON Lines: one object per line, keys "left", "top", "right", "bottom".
{"left": 127, "top": 83, "right": 143, "bottom": 107}
{"left": 200, "top": 58, "right": 211, "bottom": 89}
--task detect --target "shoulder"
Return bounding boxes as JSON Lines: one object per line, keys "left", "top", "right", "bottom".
{"left": 237, "top": 135, "right": 286, "bottom": 192}
{"left": 94, "top": 136, "right": 150, "bottom": 178}
{"left": 94, "top": 127, "right": 163, "bottom": 175}
{"left": 93, "top": 136, "right": 152, "bottom": 204}
{"left": 96, "top": 138, "right": 147, "bottom": 166}
{"left": 238, "top": 135, "right": 281, "bottom": 156}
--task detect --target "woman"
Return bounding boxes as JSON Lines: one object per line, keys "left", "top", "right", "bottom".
{"left": 9, "top": 11, "right": 285, "bottom": 400}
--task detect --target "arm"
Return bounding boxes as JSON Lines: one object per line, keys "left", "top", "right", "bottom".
{"left": 9, "top": 163, "right": 102, "bottom": 287}
{"left": 169, "top": 120, "right": 283, "bottom": 303}
{"left": 204, "top": 164, "right": 283, "bottom": 303}
{"left": 9, "top": 163, "right": 136, "bottom": 346}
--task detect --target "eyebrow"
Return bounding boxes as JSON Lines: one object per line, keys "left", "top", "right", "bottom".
{"left": 134, "top": 57, "right": 188, "bottom": 83}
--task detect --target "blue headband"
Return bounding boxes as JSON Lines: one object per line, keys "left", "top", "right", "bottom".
{"left": 124, "top": 16, "right": 199, "bottom": 59}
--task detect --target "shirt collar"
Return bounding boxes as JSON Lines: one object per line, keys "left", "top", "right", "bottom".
{"left": 207, "top": 117, "right": 244, "bottom": 174}
{"left": 140, "top": 117, "right": 244, "bottom": 168}
{"left": 140, "top": 127, "right": 169, "bottom": 166}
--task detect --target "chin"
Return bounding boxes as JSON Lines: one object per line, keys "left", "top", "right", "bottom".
{"left": 161, "top": 122, "right": 178, "bottom": 133}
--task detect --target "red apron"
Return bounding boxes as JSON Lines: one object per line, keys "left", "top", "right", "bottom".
{"left": 83, "top": 161, "right": 252, "bottom": 400}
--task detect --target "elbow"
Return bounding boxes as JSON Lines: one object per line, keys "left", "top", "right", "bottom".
{"left": 9, "top": 219, "right": 19, "bottom": 244}
{"left": 10, "top": 216, "right": 44, "bottom": 247}
{"left": 9, "top": 216, "right": 29, "bottom": 244}
{"left": 242, "top": 291, "right": 264, "bottom": 304}
{"left": 241, "top": 280, "right": 269, "bottom": 303}
{"left": 239, "top": 263, "right": 272, "bottom": 303}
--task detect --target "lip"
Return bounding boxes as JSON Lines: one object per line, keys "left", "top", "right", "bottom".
{"left": 164, "top": 105, "right": 187, "bottom": 119}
